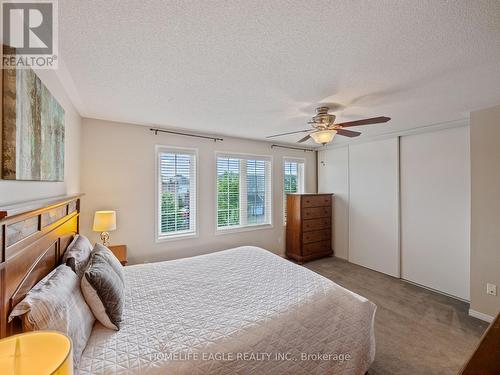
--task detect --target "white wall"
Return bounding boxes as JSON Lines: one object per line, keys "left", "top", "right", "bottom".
{"left": 0, "top": 68, "right": 82, "bottom": 205}
{"left": 400, "top": 126, "right": 470, "bottom": 300}
{"left": 80, "top": 118, "right": 317, "bottom": 264}
{"left": 318, "top": 146, "right": 349, "bottom": 260}
{"left": 348, "top": 138, "right": 400, "bottom": 277}
{"left": 470, "top": 104, "right": 500, "bottom": 318}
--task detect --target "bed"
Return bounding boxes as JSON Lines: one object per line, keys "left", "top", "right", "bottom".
{"left": 0, "top": 196, "right": 376, "bottom": 375}
{"left": 78, "top": 247, "right": 376, "bottom": 374}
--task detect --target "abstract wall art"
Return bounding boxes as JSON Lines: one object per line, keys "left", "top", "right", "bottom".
{"left": 2, "top": 46, "right": 65, "bottom": 181}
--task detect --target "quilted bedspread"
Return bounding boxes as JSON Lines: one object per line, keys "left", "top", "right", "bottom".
{"left": 77, "top": 246, "right": 376, "bottom": 375}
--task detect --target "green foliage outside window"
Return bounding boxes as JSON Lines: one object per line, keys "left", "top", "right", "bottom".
{"left": 217, "top": 171, "right": 240, "bottom": 227}
{"left": 284, "top": 174, "right": 298, "bottom": 193}
{"left": 161, "top": 192, "right": 189, "bottom": 233}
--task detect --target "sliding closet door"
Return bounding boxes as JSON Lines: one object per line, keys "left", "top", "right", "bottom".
{"left": 401, "top": 126, "right": 470, "bottom": 300}
{"left": 318, "top": 147, "right": 349, "bottom": 260}
{"left": 349, "top": 138, "right": 400, "bottom": 277}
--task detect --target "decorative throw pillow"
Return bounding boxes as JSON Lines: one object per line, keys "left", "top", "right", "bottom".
{"left": 8, "top": 265, "right": 95, "bottom": 366}
{"left": 63, "top": 234, "right": 93, "bottom": 278}
{"left": 81, "top": 251, "right": 124, "bottom": 330}
{"left": 92, "top": 243, "right": 125, "bottom": 284}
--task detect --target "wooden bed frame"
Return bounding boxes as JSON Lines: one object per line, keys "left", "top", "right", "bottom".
{"left": 0, "top": 194, "right": 82, "bottom": 338}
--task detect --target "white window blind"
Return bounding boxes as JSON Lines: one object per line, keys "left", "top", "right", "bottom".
{"left": 217, "top": 154, "right": 272, "bottom": 230}
{"left": 283, "top": 158, "right": 305, "bottom": 224}
{"left": 157, "top": 147, "right": 197, "bottom": 239}
{"left": 217, "top": 157, "right": 240, "bottom": 227}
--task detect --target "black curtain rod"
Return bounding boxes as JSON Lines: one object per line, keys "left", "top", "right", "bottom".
{"left": 271, "top": 144, "right": 315, "bottom": 152}
{"left": 150, "top": 128, "right": 223, "bottom": 142}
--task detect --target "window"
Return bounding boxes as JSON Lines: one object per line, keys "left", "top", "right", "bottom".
{"left": 156, "top": 147, "right": 197, "bottom": 240}
{"left": 283, "top": 158, "right": 305, "bottom": 223}
{"left": 217, "top": 154, "right": 272, "bottom": 230}
{"left": 216, "top": 157, "right": 240, "bottom": 227}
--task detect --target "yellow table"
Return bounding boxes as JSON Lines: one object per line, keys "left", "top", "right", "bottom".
{"left": 0, "top": 331, "right": 73, "bottom": 375}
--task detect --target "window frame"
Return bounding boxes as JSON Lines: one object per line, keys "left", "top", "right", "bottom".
{"left": 155, "top": 145, "right": 199, "bottom": 242}
{"left": 215, "top": 151, "right": 273, "bottom": 235}
{"left": 283, "top": 157, "right": 306, "bottom": 225}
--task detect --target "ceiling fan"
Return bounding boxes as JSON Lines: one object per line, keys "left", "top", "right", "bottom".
{"left": 267, "top": 106, "right": 391, "bottom": 145}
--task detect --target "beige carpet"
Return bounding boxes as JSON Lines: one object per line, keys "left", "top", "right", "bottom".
{"left": 304, "top": 257, "right": 488, "bottom": 375}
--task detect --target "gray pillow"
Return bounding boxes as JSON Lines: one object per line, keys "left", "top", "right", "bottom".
{"left": 63, "top": 234, "right": 93, "bottom": 278}
{"left": 92, "top": 243, "right": 125, "bottom": 284}
{"left": 8, "top": 265, "right": 95, "bottom": 366}
{"left": 81, "top": 252, "right": 124, "bottom": 330}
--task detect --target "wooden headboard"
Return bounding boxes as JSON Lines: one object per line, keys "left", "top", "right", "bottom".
{"left": 0, "top": 194, "right": 82, "bottom": 338}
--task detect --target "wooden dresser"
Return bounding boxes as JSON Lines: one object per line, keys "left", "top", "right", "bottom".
{"left": 286, "top": 193, "right": 333, "bottom": 263}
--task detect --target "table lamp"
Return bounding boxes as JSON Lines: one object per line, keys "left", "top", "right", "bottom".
{"left": 0, "top": 331, "right": 72, "bottom": 374}
{"left": 93, "top": 210, "right": 116, "bottom": 246}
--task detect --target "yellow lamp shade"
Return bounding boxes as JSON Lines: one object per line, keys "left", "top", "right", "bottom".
{"left": 92, "top": 211, "right": 117, "bottom": 232}
{"left": 0, "top": 331, "right": 73, "bottom": 375}
{"left": 310, "top": 129, "right": 337, "bottom": 145}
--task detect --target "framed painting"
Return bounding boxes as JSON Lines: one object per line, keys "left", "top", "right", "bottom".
{"left": 1, "top": 45, "right": 65, "bottom": 181}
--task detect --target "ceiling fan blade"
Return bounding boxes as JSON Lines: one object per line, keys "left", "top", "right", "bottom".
{"left": 297, "top": 134, "right": 311, "bottom": 143}
{"left": 336, "top": 116, "right": 390, "bottom": 128}
{"left": 266, "top": 129, "right": 311, "bottom": 139}
{"left": 336, "top": 129, "right": 361, "bottom": 138}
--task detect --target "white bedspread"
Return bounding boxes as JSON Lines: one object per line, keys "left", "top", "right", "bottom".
{"left": 78, "top": 246, "right": 376, "bottom": 375}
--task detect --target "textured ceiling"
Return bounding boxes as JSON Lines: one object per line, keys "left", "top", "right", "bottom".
{"left": 59, "top": 0, "right": 500, "bottom": 145}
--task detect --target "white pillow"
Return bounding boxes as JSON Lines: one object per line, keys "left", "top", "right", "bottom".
{"left": 9, "top": 265, "right": 95, "bottom": 366}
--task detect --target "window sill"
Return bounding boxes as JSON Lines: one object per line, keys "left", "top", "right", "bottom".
{"left": 156, "top": 232, "right": 198, "bottom": 243}
{"left": 215, "top": 223, "right": 273, "bottom": 236}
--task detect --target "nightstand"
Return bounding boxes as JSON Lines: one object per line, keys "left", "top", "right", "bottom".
{"left": 108, "top": 244, "right": 128, "bottom": 266}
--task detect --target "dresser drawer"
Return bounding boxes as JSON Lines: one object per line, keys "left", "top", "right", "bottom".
{"left": 303, "top": 217, "right": 331, "bottom": 232}
{"left": 303, "top": 240, "right": 332, "bottom": 255}
{"left": 303, "top": 206, "right": 331, "bottom": 219}
{"left": 302, "top": 195, "right": 332, "bottom": 208}
{"left": 303, "top": 229, "right": 330, "bottom": 244}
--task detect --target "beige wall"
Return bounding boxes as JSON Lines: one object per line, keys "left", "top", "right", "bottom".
{"left": 80, "top": 118, "right": 316, "bottom": 264}
{"left": 0, "top": 67, "right": 82, "bottom": 205}
{"left": 470, "top": 104, "right": 500, "bottom": 318}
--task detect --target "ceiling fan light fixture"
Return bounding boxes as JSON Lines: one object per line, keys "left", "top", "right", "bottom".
{"left": 265, "top": 105, "right": 390, "bottom": 143}
{"left": 310, "top": 130, "right": 336, "bottom": 145}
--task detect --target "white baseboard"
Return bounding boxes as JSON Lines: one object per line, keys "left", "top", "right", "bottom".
{"left": 469, "top": 309, "right": 494, "bottom": 323}
{"left": 402, "top": 279, "right": 469, "bottom": 302}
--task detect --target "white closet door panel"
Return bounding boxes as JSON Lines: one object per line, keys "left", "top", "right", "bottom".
{"left": 318, "top": 147, "right": 349, "bottom": 260}
{"left": 401, "top": 127, "right": 470, "bottom": 300}
{"left": 349, "top": 138, "right": 400, "bottom": 277}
